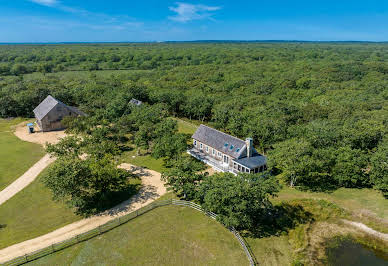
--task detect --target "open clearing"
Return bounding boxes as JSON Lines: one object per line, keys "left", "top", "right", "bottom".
{"left": 27, "top": 204, "right": 247, "bottom": 266}
{"left": 0, "top": 119, "right": 45, "bottom": 191}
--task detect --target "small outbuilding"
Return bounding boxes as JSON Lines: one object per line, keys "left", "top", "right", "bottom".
{"left": 33, "top": 95, "right": 86, "bottom": 132}
{"left": 129, "top": 98, "right": 143, "bottom": 106}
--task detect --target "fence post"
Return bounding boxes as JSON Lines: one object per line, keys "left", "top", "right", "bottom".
{"left": 51, "top": 244, "right": 55, "bottom": 253}
{"left": 136, "top": 210, "right": 138, "bottom": 216}
{"left": 98, "top": 225, "right": 102, "bottom": 235}
{"left": 24, "top": 254, "right": 28, "bottom": 263}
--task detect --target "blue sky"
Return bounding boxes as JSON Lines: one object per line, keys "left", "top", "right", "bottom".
{"left": 1, "top": 0, "right": 388, "bottom": 42}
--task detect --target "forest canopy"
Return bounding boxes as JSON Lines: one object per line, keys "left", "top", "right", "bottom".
{"left": 0, "top": 42, "right": 387, "bottom": 195}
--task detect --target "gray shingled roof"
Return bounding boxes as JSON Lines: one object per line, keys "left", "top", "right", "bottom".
{"left": 192, "top": 124, "right": 246, "bottom": 158}
{"left": 33, "top": 95, "right": 86, "bottom": 120}
{"left": 233, "top": 155, "right": 267, "bottom": 169}
{"left": 33, "top": 95, "right": 61, "bottom": 120}
{"left": 130, "top": 98, "right": 142, "bottom": 106}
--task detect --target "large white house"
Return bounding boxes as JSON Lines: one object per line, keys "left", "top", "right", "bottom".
{"left": 188, "top": 124, "right": 267, "bottom": 174}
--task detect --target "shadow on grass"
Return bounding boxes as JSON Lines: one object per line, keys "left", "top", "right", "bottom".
{"left": 0, "top": 224, "right": 6, "bottom": 231}
{"left": 245, "top": 203, "right": 314, "bottom": 238}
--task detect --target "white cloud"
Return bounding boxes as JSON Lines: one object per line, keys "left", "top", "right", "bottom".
{"left": 168, "top": 2, "right": 221, "bottom": 22}
{"left": 29, "top": 0, "right": 58, "bottom": 6}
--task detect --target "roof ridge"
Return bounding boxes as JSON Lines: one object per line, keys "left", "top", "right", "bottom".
{"left": 199, "top": 124, "right": 246, "bottom": 144}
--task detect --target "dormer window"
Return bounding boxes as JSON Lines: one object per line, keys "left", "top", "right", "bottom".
{"left": 224, "top": 143, "right": 229, "bottom": 147}
{"left": 236, "top": 148, "right": 240, "bottom": 152}
{"left": 230, "top": 145, "right": 234, "bottom": 150}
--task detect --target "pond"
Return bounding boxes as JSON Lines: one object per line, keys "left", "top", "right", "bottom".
{"left": 326, "top": 237, "right": 388, "bottom": 266}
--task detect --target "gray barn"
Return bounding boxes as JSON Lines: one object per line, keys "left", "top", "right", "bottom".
{"left": 33, "top": 95, "right": 85, "bottom": 132}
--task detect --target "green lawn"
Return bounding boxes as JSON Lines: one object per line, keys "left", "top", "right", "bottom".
{"left": 0, "top": 118, "right": 45, "bottom": 191}
{"left": 27, "top": 204, "right": 247, "bottom": 266}
{"left": 0, "top": 167, "right": 81, "bottom": 249}
{"left": 175, "top": 117, "right": 198, "bottom": 135}
{"left": 119, "top": 118, "right": 199, "bottom": 173}
{"left": 246, "top": 235, "right": 292, "bottom": 266}
{"left": 120, "top": 149, "right": 167, "bottom": 173}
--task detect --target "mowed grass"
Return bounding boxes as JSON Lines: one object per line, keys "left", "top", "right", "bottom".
{"left": 120, "top": 118, "right": 199, "bottom": 173}
{"left": 175, "top": 117, "right": 198, "bottom": 135}
{"left": 0, "top": 118, "right": 45, "bottom": 191}
{"left": 246, "top": 235, "right": 292, "bottom": 266}
{"left": 0, "top": 167, "right": 80, "bottom": 249}
{"left": 27, "top": 205, "right": 247, "bottom": 266}
{"left": 121, "top": 149, "right": 167, "bottom": 173}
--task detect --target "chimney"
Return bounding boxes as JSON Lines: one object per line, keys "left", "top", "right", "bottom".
{"left": 246, "top": 138, "right": 253, "bottom": 158}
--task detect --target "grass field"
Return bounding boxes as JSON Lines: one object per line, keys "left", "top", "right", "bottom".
{"left": 0, "top": 165, "right": 142, "bottom": 250}
{"left": 0, "top": 167, "right": 80, "bottom": 249}
{"left": 27, "top": 204, "right": 247, "bottom": 266}
{"left": 0, "top": 118, "right": 45, "bottom": 191}
{"left": 277, "top": 187, "right": 388, "bottom": 220}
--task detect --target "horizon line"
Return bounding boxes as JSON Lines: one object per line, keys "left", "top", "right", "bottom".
{"left": 1, "top": 40, "right": 388, "bottom": 45}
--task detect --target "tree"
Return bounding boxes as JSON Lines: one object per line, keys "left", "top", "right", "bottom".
{"left": 269, "top": 138, "right": 312, "bottom": 187}
{"left": 197, "top": 173, "right": 280, "bottom": 230}
{"left": 161, "top": 156, "right": 206, "bottom": 199}
{"left": 370, "top": 139, "right": 388, "bottom": 198}
{"left": 10, "top": 64, "right": 29, "bottom": 75}
{"left": 152, "top": 133, "right": 187, "bottom": 160}
{"left": 42, "top": 155, "right": 135, "bottom": 215}
{"left": 332, "top": 146, "right": 370, "bottom": 188}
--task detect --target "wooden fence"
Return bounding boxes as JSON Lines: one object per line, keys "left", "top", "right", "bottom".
{"left": 3, "top": 199, "right": 256, "bottom": 266}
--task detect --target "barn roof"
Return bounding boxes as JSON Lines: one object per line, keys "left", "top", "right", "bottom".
{"left": 33, "top": 95, "right": 87, "bottom": 120}
{"left": 192, "top": 124, "right": 246, "bottom": 158}
{"left": 33, "top": 95, "right": 63, "bottom": 120}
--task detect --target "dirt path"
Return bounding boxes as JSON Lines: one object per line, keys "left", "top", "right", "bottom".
{"left": 0, "top": 154, "right": 56, "bottom": 206}
{"left": 0, "top": 163, "right": 166, "bottom": 263}
{"left": 342, "top": 220, "right": 388, "bottom": 241}
{"left": 0, "top": 122, "right": 65, "bottom": 206}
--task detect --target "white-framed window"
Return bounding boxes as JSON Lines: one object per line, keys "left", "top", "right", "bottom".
{"left": 200, "top": 143, "right": 203, "bottom": 150}
{"left": 212, "top": 149, "right": 215, "bottom": 156}
{"left": 194, "top": 140, "right": 197, "bottom": 147}
{"left": 206, "top": 146, "right": 209, "bottom": 152}
{"left": 217, "top": 152, "right": 221, "bottom": 157}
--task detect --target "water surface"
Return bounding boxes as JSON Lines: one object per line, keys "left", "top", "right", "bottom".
{"left": 326, "top": 237, "right": 388, "bottom": 266}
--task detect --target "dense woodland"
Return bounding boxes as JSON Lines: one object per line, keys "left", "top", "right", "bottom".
{"left": 0, "top": 43, "right": 387, "bottom": 198}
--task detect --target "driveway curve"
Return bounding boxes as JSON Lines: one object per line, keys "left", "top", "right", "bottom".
{"left": 0, "top": 163, "right": 166, "bottom": 263}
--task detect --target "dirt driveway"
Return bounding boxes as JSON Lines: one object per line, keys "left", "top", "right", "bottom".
{"left": 13, "top": 121, "right": 67, "bottom": 147}
{"left": 0, "top": 163, "right": 166, "bottom": 263}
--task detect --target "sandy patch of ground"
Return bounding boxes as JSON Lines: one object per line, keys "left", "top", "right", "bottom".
{"left": 13, "top": 121, "right": 67, "bottom": 147}
{"left": 342, "top": 220, "right": 388, "bottom": 241}
{"left": 0, "top": 163, "right": 166, "bottom": 263}
{"left": 202, "top": 166, "right": 217, "bottom": 176}
{"left": 0, "top": 154, "right": 56, "bottom": 206}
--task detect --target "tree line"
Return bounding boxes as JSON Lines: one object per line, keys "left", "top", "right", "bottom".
{"left": 0, "top": 42, "right": 387, "bottom": 197}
